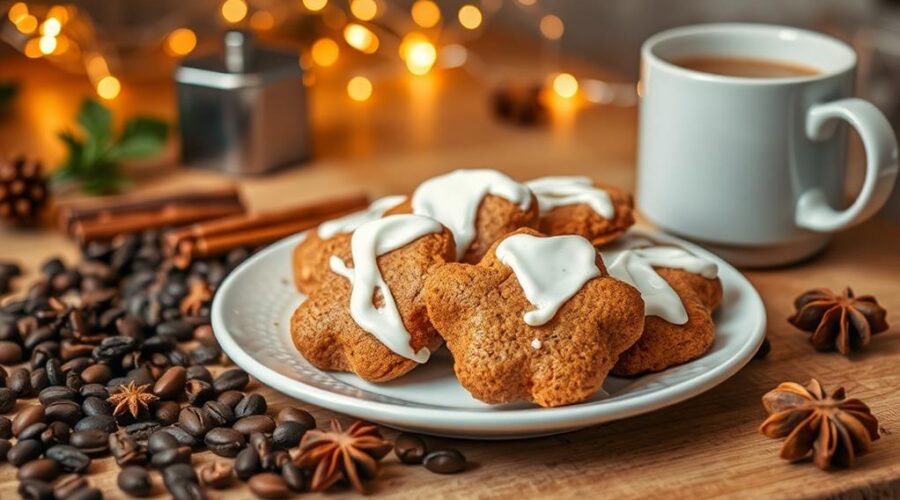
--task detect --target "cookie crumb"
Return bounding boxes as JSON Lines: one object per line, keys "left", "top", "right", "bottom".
{"left": 531, "top": 338, "right": 542, "bottom": 349}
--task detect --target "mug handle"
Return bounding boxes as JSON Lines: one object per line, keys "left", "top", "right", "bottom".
{"left": 795, "top": 98, "right": 899, "bottom": 232}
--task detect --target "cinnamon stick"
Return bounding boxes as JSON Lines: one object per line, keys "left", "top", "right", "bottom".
{"left": 72, "top": 202, "right": 246, "bottom": 243}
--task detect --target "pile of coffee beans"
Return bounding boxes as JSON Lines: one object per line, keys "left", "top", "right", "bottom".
{"left": 394, "top": 433, "right": 467, "bottom": 474}
{"left": 1, "top": 228, "right": 467, "bottom": 498}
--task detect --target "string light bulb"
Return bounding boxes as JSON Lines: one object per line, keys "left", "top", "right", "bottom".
{"left": 250, "top": 10, "right": 275, "bottom": 30}
{"left": 38, "top": 35, "right": 57, "bottom": 55}
{"left": 343, "top": 23, "right": 379, "bottom": 54}
{"left": 166, "top": 28, "right": 197, "bottom": 56}
{"left": 311, "top": 37, "right": 339, "bottom": 67}
{"left": 15, "top": 14, "right": 38, "bottom": 34}
{"left": 552, "top": 73, "right": 579, "bottom": 98}
{"left": 7, "top": 2, "right": 28, "bottom": 23}
{"left": 47, "top": 5, "right": 69, "bottom": 24}
{"left": 40, "top": 17, "right": 61, "bottom": 36}
{"left": 23, "top": 38, "right": 42, "bottom": 58}
{"left": 302, "top": 0, "right": 328, "bottom": 12}
{"left": 411, "top": 0, "right": 440, "bottom": 28}
{"left": 221, "top": 0, "right": 248, "bottom": 23}
{"left": 350, "top": 0, "right": 377, "bottom": 21}
{"left": 458, "top": 5, "right": 482, "bottom": 30}
{"left": 96, "top": 75, "right": 121, "bottom": 100}
{"left": 347, "top": 76, "right": 372, "bottom": 102}
{"left": 540, "top": 15, "right": 564, "bottom": 40}
{"left": 404, "top": 40, "right": 436, "bottom": 75}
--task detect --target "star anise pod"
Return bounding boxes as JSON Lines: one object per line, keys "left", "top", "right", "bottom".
{"left": 788, "top": 287, "right": 888, "bottom": 354}
{"left": 107, "top": 381, "right": 159, "bottom": 418}
{"left": 759, "top": 379, "right": 880, "bottom": 470}
{"left": 295, "top": 419, "right": 392, "bottom": 493}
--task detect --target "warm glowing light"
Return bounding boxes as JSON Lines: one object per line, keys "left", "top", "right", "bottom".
{"left": 405, "top": 40, "right": 436, "bottom": 75}
{"left": 311, "top": 38, "right": 339, "bottom": 67}
{"left": 347, "top": 76, "right": 372, "bottom": 102}
{"left": 439, "top": 44, "right": 467, "bottom": 68}
{"left": 16, "top": 14, "right": 38, "bottom": 34}
{"left": 40, "top": 17, "right": 61, "bottom": 36}
{"left": 302, "top": 0, "right": 327, "bottom": 11}
{"left": 517, "top": 0, "right": 536, "bottom": 5}
{"left": 457, "top": 5, "right": 482, "bottom": 30}
{"left": 250, "top": 10, "right": 275, "bottom": 30}
{"left": 54, "top": 35, "right": 70, "bottom": 55}
{"left": 540, "top": 15, "right": 564, "bottom": 40}
{"left": 411, "top": 0, "right": 440, "bottom": 28}
{"left": 350, "top": 0, "right": 377, "bottom": 21}
{"left": 343, "top": 23, "right": 379, "bottom": 54}
{"left": 48, "top": 5, "right": 69, "bottom": 24}
{"left": 7, "top": 2, "right": 27, "bottom": 23}
{"left": 97, "top": 76, "right": 121, "bottom": 100}
{"left": 87, "top": 55, "right": 110, "bottom": 79}
{"left": 23, "top": 38, "right": 42, "bottom": 58}
{"left": 221, "top": 0, "right": 248, "bottom": 23}
{"left": 166, "top": 28, "right": 197, "bottom": 56}
{"left": 38, "top": 35, "right": 57, "bottom": 55}
{"left": 552, "top": 73, "right": 579, "bottom": 98}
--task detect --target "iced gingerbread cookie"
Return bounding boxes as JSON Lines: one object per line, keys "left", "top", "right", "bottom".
{"left": 292, "top": 195, "right": 406, "bottom": 295}
{"left": 526, "top": 176, "right": 635, "bottom": 246}
{"left": 291, "top": 214, "right": 455, "bottom": 382}
{"left": 602, "top": 240, "right": 723, "bottom": 376}
{"left": 386, "top": 169, "right": 539, "bottom": 263}
{"left": 424, "top": 228, "right": 645, "bottom": 407}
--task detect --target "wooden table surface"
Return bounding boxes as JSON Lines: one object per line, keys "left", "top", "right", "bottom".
{"left": 1, "top": 35, "right": 899, "bottom": 499}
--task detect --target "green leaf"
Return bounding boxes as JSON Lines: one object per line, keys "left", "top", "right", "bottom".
{"left": 107, "top": 117, "right": 168, "bottom": 160}
{"left": 77, "top": 99, "right": 112, "bottom": 165}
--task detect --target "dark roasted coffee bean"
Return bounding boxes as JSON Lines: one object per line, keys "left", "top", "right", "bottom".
{"left": 45, "top": 359, "right": 65, "bottom": 386}
{"left": 216, "top": 390, "right": 243, "bottom": 409}
{"left": 17, "top": 458, "right": 60, "bottom": 482}
{"left": 233, "top": 415, "right": 275, "bottom": 435}
{"left": 153, "top": 366, "right": 186, "bottom": 400}
{"left": 185, "top": 365, "right": 212, "bottom": 383}
{"left": 0, "top": 416, "right": 10, "bottom": 439}
{"left": 249, "top": 472, "right": 289, "bottom": 498}
{"left": 9, "top": 367, "right": 32, "bottom": 396}
{"left": 204, "top": 427, "right": 245, "bottom": 457}
{"left": 281, "top": 461, "right": 307, "bottom": 492}
{"left": 39, "top": 421, "right": 70, "bottom": 447}
{"left": 158, "top": 425, "right": 198, "bottom": 448}
{"left": 272, "top": 421, "right": 306, "bottom": 449}
{"left": 0, "top": 340, "right": 23, "bottom": 363}
{"left": 30, "top": 367, "right": 49, "bottom": 395}
{"left": 115, "top": 315, "right": 144, "bottom": 339}
{"left": 79, "top": 384, "right": 108, "bottom": 400}
{"left": 29, "top": 339, "right": 58, "bottom": 366}
{"left": 80, "top": 397, "right": 111, "bottom": 417}
{"left": 60, "top": 357, "right": 93, "bottom": 373}
{"left": 148, "top": 429, "right": 180, "bottom": 454}
{"left": 395, "top": 433, "right": 428, "bottom": 464}
{"left": 46, "top": 400, "right": 82, "bottom": 425}
{"left": 178, "top": 406, "right": 210, "bottom": 438}
{"left": 155, "top": 400, "right": 180, "bottom": 425}
{"left": 118, "top": 465, "right": 153, "bottom": 496}
{"left": 0, "top": 387, "right": 15, "bottom": 412}
{"left": 65, "top": 371, "right": 83, "bottom": 392}
{"left": 276, "top": 407, "right": 316, "bottom": 429}
{"left": 167, "top": 480, "right": 204, "bottom": 500}
{"left": 151, "top": 445, "right": 191, "bottom": 469}
{"left": 185, "top": 379, "right": 214, "bottom": 405}
{"left": 193, "top": 324, "right": 216, "bottom": 345}
{"left": 124, "top": 367, "right": 155, "bottom": 387}
{"left": 19, "top": 422, "right": 49, "bottom": 441}
{"left": 156, "top": 320, "right": 192, "bottom": 341}
{"left": 62, "top": 486, "right": 102, "bottom": 500}
{"left": 92, "top": 336, "right": 135, "bottom": 361}
{"left": 41, "top": 257, "right": 65, "bottom": 277}
{"left": 18, "top": 479, "right": 54, "bottom": 500}
{"left": 203, "top": 400, "right": 233, "bottom": 427}
{"left": 46, "top": 445, "right": 91, "bottom": 473}
{"left": 61, "top": 343, "right": 94, "bottom": 363}
{"left": 190, "top": 344, "right": 220, "bottom": 365}
{"left": 13, "top": 405, "right": 45, "bottom": 436}
{"left": 142, "top": 335, "right": 175, "bottom": 353}
{"left": 234, "top": 393, "right": 266, "bottom": 419}
{"left": 39, "top": 386, "right": 78, "bottom": 406}
{"left": 213, "top": 368, "right": 249, "bottom": 393}
{"left": 69, "top": 429, "right": 110, "bottom": 455}
{"left": 0, "top": 438, "right": 10, "bottom": 459}
{"left": 270, "top": 449, "right": 290, "bottom": 469}
{"left": 199, "top": 460, "right": 233, "bottom": 489}
{"left": 424, "top": 449, "right": 466, "bottom": 474}
{"left": 74, "top": 414, "right": 116, "bottom": 433}
{"left": 52, "top": 473, "right": 87, "bottom": 499}
{"left": 106, "top": 377, "right": 127, "bottom": 389}
{"left": 163, "top": 461, "right": 198, "bottom": 485}
{"left": 8, "top": 438, "right": 43, "bottom": 466}
{"left": 79, "top": 364, "right": 112, "bottom": 385}
{"left": 124, "top": 420, "right": 161, "bottom": 441}
{"left": 234, "top": 446, "right": 260, "bottom": 480}
{"left": 110, "top": 430, "right": 146, "bottom": 466}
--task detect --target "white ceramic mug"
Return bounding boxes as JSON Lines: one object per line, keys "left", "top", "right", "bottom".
{"left": 637, "top": 23, "right": 899, "bottom": 267}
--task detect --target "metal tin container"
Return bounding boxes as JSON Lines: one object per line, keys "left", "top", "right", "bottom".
{"left": 175, "top": 31, "right": 311, "bottom": 175}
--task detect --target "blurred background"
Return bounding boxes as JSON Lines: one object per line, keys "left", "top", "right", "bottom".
{"left": 1, "top": 0, "right": 900, "bottom": 220}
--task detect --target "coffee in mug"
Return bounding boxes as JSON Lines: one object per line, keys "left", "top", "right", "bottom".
{"left": 673, "top": 56, "right": 820, "bottom": 78}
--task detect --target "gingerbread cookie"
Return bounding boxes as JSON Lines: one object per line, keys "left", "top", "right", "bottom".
{"left": 292, "top": 195, "right": 406, "bottom": 295}
{"left": 386, "top": 169, "right": 539, "bottom": 263}
{"left": 526, "top": 176, "right": 634, "bottom": 246}
{"left": 424, "top": 228, "right": 645, "bottom": 407}
{"left": 291, "top": 214, "right": 455, "bottom": 382}
{"left": 602, "top": 240, "right": 723, "bottom": 376}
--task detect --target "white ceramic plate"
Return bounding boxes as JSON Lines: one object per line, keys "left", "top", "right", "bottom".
{"left": 211, "top": 227, "right": 766, "bottom": 439}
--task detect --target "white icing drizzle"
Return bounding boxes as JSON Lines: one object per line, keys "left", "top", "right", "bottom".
{"left": 411, "top": 169, "right": 532, "bottom": 259}
{"left": 317, "top": 195, "right": 407, "bottom": 239}
{"left": 328, "top": 214, "right": 441, "bottom": 363}
{"left": 495, "top": 233, "right": 600, "bottom": 326}
{"left": 526, "top": 176, "right": 615, "bottom": 219}
{"left": 602, "top": 244, "right": 718, "bottom": 325}
{"left": 531, "top": 338, "right": 542, "bottom": 349}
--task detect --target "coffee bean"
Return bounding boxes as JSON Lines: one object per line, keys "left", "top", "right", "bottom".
{"left": 0, "top": 438, "right": 10, "bottom": 459}
{"left": 249, "top": 432, "right": 275, "bottom": 469}
{"left": 19, "top": 422, "right": 49, "bottom": 441}
{"left": 52, "top": 473, "right": 87, "bottom": 499}
{"left": 234, "top": 393, "right": 267, "bottom": 418}
{"left": 213, "top": 368, "right": 249, "bottom": 393}
{"left": 80, "top": 397, "right": 111, "bottom": 417}
{"left": 18, "top": 479, "right": 54, "bottom": 500}
{"left": 79, "top": 384, "right": 108, "bottom": 400}
{"left": 0, "top": 387, "right": 16, "bottom": 412}
{"left": 185, "top": 379, "right": 214, "bottom": 405}
{"left": 151, "top": 445, "right": 192, "bottom": 469}
{"left": 216, "top": 390, "right": 243, "bottom": 409}
{"left": 65, "top": 372, "right": 83, "bottom": 392}
{"left": 395, "top": 433, "right": 428, "bottom": 464}
{"left": 234, "top": 446, "right": 260, "bottom": 480}
{"left": 115, "top": 315, "right": 145, "bottom": 339}
{"left": 41, "top": 257, "right": 65, "bottom": 277}
{"left": 233, "top": 415, "right": 275, "bottom": 435}
{"left": 148, "top": 429, "right": 180, "bottom": 454}
{"left": 110, "top": 430, "right": 146, "bottom": 466}
{"left": 205, "top": 427, "right": 245, "bottom": 457}
{"left": 158, "top": 425, "right": 198, "bottom": 448}
{"left": 164, "top": 461, "right": 199, "bottom": 485}
{"left": 92, "top": 336, "right": 135, "bottom": 361}
{"left": 194, "top": 324, "right": 216, "bottom": 345}
{"left": 118, "top": 465, "right": 153, "bottom": 496}
{"left": 30, "top": 367, "right": 49, "bottom": 394}
{"left": 69, "top": 429, "right": 109, "bottom": 455}
{"left": 17, "top": 458, "right": 60, "bottom": 482}
{"left": 124, "top": 420, "right": 161, "bottom": 441}
{"left": 39, "top": 386, "right": 78, "bottom": 406}
{"left": 0, "top": 416, "right": 10, "bottom": 438}
{"left": 203, "top": 400, "right": 234, "bottom": 427}
{"left": 45, "top": 400, "right": 82, "bottom": 425}
{"left": 80, "top": 364, "right": 112, "bottom": 385}
{"left": 8, "top": 367, "right": 31, "bottom": 396}
{"left": 156, "top": 320, "right": 192, "bottom": 341}
{"left": 124, "top": 367, "right": 155, "bottom": 387}
{"left": 199, "top": 460, "right": 234, "bottom": 488}
{"left": 154, "top": 400, "right": 180, "bottom": 425}
{"left": 272, "top": 421, "right": 306, "bottom": 449}
{"left": 281, "top": 461, "right": 308, "bottom": 492}
{"left": 0, "top": 340, "right": 23, "bottom": 363}
{"left": 178, "top": 407, "right": 210, "bottom": 438}
{"left": 423, "top": 449, "right": 466, "bottom": 474}
{"left": 168, "top": 480, "right": 204, "bottom": 500}
{"left": 163, "top": 462, "right": 201, "bottom": 499}
{"left": 153, "top": 366, "right": 186, "bottom": 400}
{"left": 74, "top": 415, "right": 116, "bottom": 433}
{"left": 46, "top": 359, "right": 65, "bottom": 386}
{"left": 62, "top": 486, "right": 102, "bottom": 500}
{"left": 8, "top": 438, "right": 43, "bottom": 466}
{"left": 13, "top": 405, "right": 45, "bottom": 436}
{"left": 185, "top": 365, "right": 212, "bottom": 383}
{"left": 276, "top": 407, "right": 316, "bottom": 429}
{"left": 249, "top": 472, "right": 290, "bottom": 498}
{"left": 39, "top": 421, "right": 70, "bottom": 447}
{"left": 45, "top": 445, "right": 91, "bottom": 473}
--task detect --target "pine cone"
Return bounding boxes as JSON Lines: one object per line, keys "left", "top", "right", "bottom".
{"left": 0, "top": 156, "right": 49, "bottom": 225}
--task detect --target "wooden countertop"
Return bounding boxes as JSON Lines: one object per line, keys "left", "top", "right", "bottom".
{"left": 1, "top": 37, "right": 899, "bottom": 499}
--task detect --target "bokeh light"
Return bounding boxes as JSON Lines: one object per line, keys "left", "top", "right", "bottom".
{"left": 458, "top": 5, "right": 482, "bottom": 30}
{"left": 540, "top": 15, "right": 564, "bottom": 40}
{"left": 405, "top": 40, "right": 436, "bottom": 75}
{"left": 97, "top": 76, "right": 121, "bottom": 100}
{"left": 350, "top": 0, "right": 377, "bottom": 21}
{"left": 16, "top": 14, "right": 38, "bottom": 34}
{"left": 343, "top": 23, "right": 379, "bottom": 54}
{"left": 23, "top": 38, "right": 42, "bottom": 58}
{"left": 517, "top": 0, "right": 536, "bottom": 5}
{"left": 47, "top": 5, "right": 69, "bottom": 24}
{"left": 302, "top": 0, "right": 328, "bottom": 12}
{"left": 347, "top": 76, "right": 372, "bottom": 102}
{"left": 38, "top": 35, "right": 57, "bottom": 55}
{"left": 311, "top": 38, "right": 339, "bottom": 67}
{"left": 552, "top": 73, "right": 579, "bottom": 98}
{"left": 411, "top": 0, "right": 440, "bottom": 28}
{"left": 40, "top": 18, "right": 61, "bottom": 37}
{"left": 221, "top": 0, "right": 248, "bottom": 23}
{"left": 250, "top": 10, "right": 275, "bottom": 30}
{"left": 166, "top": 28, "right": 197, "bottom": 56}
{"left": 87, "top": 55, "right": 110, "bottom": 79}
{"left": 7, "top": 2, "right": 27, "bottom": 23}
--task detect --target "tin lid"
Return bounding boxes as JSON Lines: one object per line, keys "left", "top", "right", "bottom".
{"left": 175, "top": 31, "right": 301, "bottom": 89}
